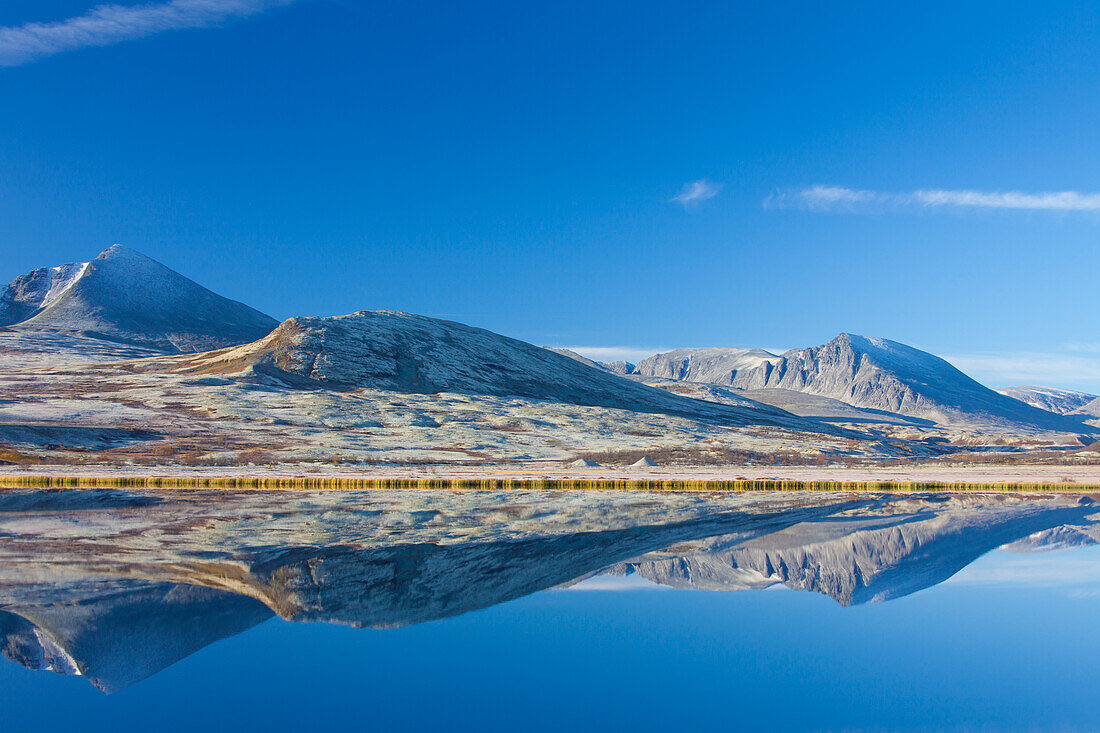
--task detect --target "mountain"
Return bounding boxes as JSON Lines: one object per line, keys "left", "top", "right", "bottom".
{"left": 167, "top": 310, "right": 839, "bottom": 431}
{"left": 604, "top": 360, "right": 636, "bottom": 376}
{"left": 1, "top": 245, "right": 278, "bottom": 353}
{"left": 635, "top": 334, "right": 1089, "bottom": 434}
{"left": 633, "top": 347, "right": 780, "bottom": 382}
{"left": 609, "top": 495, "right": 1096, "bottom": 605}
{"left": 0, "top": 582, "right": 272, "bottom": 693}
{"left": 997, "top": 386, "right": 1098, "bottom": 415}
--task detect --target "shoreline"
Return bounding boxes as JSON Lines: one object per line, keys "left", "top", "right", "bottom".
{"left": 3, "top": 463, "right": 1100, "bottom": 491}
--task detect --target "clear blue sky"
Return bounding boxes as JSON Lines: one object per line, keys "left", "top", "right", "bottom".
{"left": 4, "top": 1, "right": 1100, "bottom": 388}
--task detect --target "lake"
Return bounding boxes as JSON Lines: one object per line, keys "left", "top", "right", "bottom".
{"left": 1, "top": 488, "right": 1097, "bottom": 731}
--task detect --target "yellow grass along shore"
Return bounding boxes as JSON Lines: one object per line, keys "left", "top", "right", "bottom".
{"left": 1, "top": 475, "right": 1098, "bottom": 492}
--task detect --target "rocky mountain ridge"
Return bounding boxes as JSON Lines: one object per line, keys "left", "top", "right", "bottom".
{"left": 998, "top": 385, "right": 1097, "bottom": 415}
{"left": 634, "top": 334, "right": 1091, "bottom": 435}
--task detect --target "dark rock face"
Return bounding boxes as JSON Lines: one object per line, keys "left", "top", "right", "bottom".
{"left": 4, "top": 245, "right": 278, "bottom": 353}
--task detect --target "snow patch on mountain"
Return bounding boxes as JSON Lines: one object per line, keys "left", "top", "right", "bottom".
{"left": 0, "top": 261, "right": 88, "bottom": 326}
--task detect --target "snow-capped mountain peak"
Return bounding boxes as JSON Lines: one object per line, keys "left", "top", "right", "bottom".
{"left": 1, "top": 245, "right": 278, "bottom": 353}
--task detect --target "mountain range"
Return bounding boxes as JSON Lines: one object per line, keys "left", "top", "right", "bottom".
{"left": 0, "top": 244, "right": 1097, "bottom": 467}
{"left": 996, "top": 385, "right": 1097, "bottom": 415}
{"left": 627, "top": 336, "right": 1089, "bottom": 434}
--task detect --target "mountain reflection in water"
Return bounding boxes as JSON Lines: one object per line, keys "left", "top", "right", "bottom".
{"left": 0, "top": 488, "right": 1096, "bottom": 692}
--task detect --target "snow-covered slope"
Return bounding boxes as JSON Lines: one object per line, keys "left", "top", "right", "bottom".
{"left": 169, "top": 310, "right": 841, "bottom": 431}
{"left": 636, "top": 334, "right": 1090, "bottom": 434}
{"left": 998, "top": 386, "right": 1098, "bottom": 415}
{"left": 3, "top": 245, "right": 278, "bottom": 353}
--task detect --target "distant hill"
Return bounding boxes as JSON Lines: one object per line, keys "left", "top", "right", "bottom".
{"left": 998, "top": 386, "right": 1097, "bottom": 415}
{"left": 634, "top": 347, "right": 779, "bottom": 383}
{"left": 169, "top": 310, "right": 843, "bottom": 432}
{"left": 635, "top": 334, "right": 1090, "bottom": 435}
{"left": 1, "top": 245, "right": 278, "bottom": 353}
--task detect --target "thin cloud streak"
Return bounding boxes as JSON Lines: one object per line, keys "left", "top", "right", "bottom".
{"left": 943, "top": 351, "right": 1100, "bottom": 391}
{"left": 558, "top": 346, "right": 668, "bottom": 364}
{"left": 774, "top": 185, "right": 1100, "bottom": 212}
{"left": 0, "top": 0, "right": 298, "bottom": 67}
{"left": 671, "top": 179, "right": 721, "bottom": 207}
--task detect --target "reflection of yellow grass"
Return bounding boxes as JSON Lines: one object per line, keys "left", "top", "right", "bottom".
{"left": 0, "top": 475, "right": 1097, "bottom": 492}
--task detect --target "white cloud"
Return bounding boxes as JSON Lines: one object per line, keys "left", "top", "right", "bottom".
{"left": 942, "top": 351, "right": 1100, "bottom": 392}
{"left": 555, "top": 346, "right": 668, "bottom": 364}
{"left": 0, "top": 0, "right": 299, "bottom": 67}
{"left": 671, "top": 179, "right": 721, "bottom": 207}
{"left": 773, "top": 185, "right": 1100, "bottom": 212}
{"left": 945, "top": 549, "right": 1100, "bottom": 589}
{"left": 557, "top": 574, "right": 673, "bottom": 592}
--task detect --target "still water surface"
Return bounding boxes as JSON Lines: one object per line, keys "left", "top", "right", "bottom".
{"left": 1, "top": 488, "right": 1097, "bottom": 732}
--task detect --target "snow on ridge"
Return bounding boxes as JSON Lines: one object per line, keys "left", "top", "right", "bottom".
{"left": 40, "top": 262, "right": 89, "bottom": 309}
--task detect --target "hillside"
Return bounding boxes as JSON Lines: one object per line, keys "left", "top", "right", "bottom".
{"left": 2, "top": 245, "right": 278, "bottom": 353}
{"left": 166, "top": 310, "right": 840, "bottom": 432}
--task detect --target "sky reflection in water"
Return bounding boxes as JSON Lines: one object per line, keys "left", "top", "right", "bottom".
{"left": 1, "top": 489, "right": 1098, "bottom": 732}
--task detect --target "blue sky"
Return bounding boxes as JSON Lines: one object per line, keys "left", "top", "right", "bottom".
{"left": 3, "top": 1, "right": 1100, "bottom": 389}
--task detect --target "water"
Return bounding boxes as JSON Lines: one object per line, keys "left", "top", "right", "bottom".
{"left": 1, "top": 488, "right": 1097, "bottom": 732}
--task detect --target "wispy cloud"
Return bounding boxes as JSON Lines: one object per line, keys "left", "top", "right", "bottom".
{"left": 671, "top": 179, "right": 721, "bottom": 207}
{"left": 771, "top": 185, "right": 1100, "bottom": 213}
{"left": 558, "top": 574, "right": 674, "bottom": 592}
{"left": 945, "top": 549, "right": 1100, "bottom": 589}
{"left": 556, "top": 346, "right": 668, "bottom": 365}
{"left": 942, "top": 351, "right": 1100, "bottom": 392}
{"left": 0, "top": 0, "right": 299, "bottom": 67}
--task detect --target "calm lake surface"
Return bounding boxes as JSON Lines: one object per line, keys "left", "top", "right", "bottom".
{"left": 1, "top": 488, "right": 1098, "bottom": 732}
